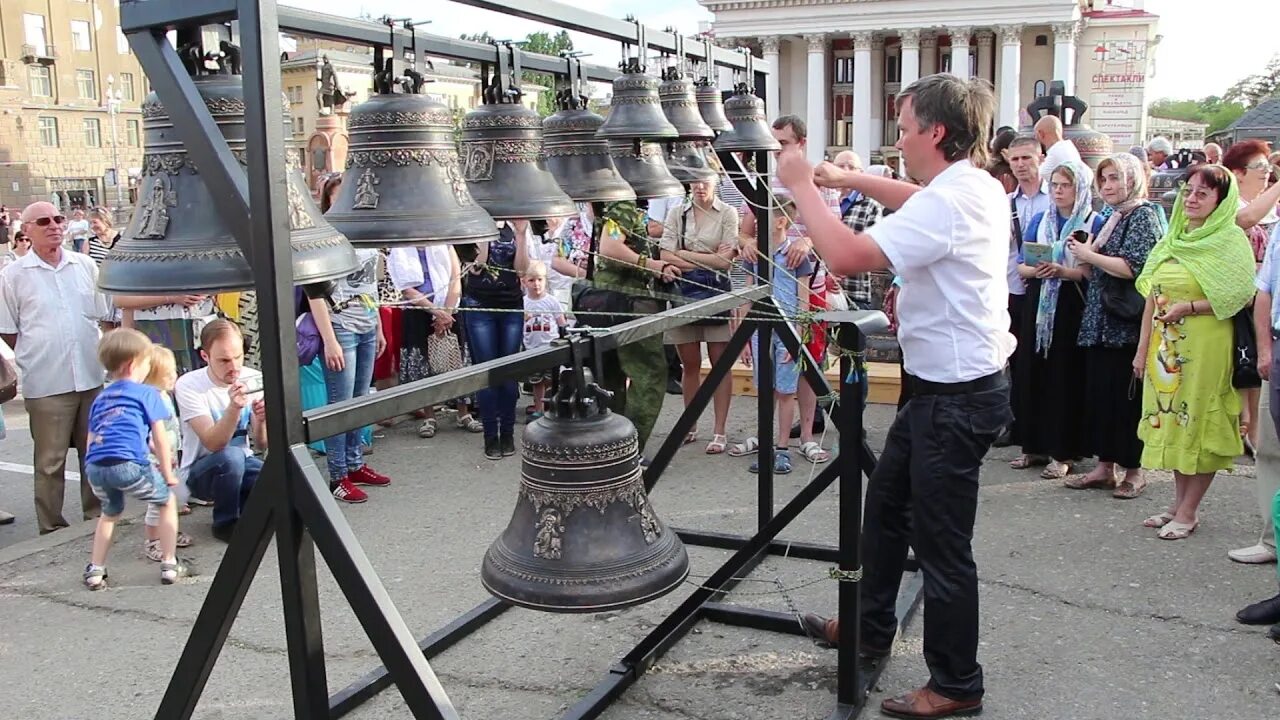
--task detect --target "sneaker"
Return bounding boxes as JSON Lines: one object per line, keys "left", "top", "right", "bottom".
{"left": 349, "top": 465, "right": 391, "bottom": 487}
{"left": 500, "top": 434, "right": 516, "bottom": 457}
{"left": 211, "top": 521, "right": 237, "bottom": 543}
{"left": 484, "top": 436, "right": 502, "bottom": 460}
{"left": 332, "top": 478, "right": 369, "bottom": 504}
{"left": 83, "top": 563, "right": 107, "bottom": 591}
{"left": 160, "top": 559, "right": 195, "bottom": 585}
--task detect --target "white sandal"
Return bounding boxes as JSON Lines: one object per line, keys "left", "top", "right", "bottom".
{"left": 728, "top": 436, "right": 759, "bottom": 457}
{"left": 799, "top": 441, "right": 830, "bottom": 464}
{"left": 418, "top": 418, "right": 437, "bottom": 438}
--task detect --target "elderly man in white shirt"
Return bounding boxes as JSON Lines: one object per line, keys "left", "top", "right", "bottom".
{"left": 0, "top": 201, "right": 111, "bottom": 534}
{"left": 778, "top": 74, "right": 1013, "bottom": 719}
{"left": 1034, "top": 115, "right": 1083, "bottom": 183}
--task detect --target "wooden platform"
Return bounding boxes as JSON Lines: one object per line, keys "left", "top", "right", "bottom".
{"left": 699, "top": 359, "right": 901, "bottom": 405}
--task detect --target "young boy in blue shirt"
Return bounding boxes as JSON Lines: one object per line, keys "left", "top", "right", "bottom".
{"left": 82, "top": 329, "right": 190, "bottom": 589}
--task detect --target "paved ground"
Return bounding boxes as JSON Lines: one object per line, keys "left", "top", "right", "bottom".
{"left": 1, "top": 395, "right": 1278, "bottom": 720}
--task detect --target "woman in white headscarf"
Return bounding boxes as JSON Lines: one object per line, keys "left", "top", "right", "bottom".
{"left": 1009, "top": 159, "right": 1104, "bottom": 479}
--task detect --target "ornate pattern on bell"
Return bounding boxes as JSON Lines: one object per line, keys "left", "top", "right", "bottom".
{"left": 713, "top": 88, "right": 781, "bottom": 153}
{"left": 543, "top": 108, "right": 637, "bottom": 203}
{"left": 658, "top": 71, "right": 714, "bottom": 141}
{"left": 325, "top": 92, "right": 498, "bottom": 246}
{"left": 607, "top": 140, "right": 684, "bottom": 200}
{"left": 596, "top": 71, "right": 678, "bottom": 141}
{"left": 694, "top": 80, "right": 732, "bottom": 132}
{"left": 1064, "top": 123, "right": 1114, "bottom": 172}
{"left": 666, "top": 141, "right": 718, "bottom": 185}
{"left": 460, "top": 103, "right": 577, "bottom": 220}
{"left": 100, "top": 75, "right": 357, "bottom": 294}
{"left": 481, "top": 369, "right": 689, "bottom": 613}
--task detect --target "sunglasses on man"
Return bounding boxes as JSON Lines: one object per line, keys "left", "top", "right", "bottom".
{"left": 30, "top": 215, "right": 66, "bottom": 227}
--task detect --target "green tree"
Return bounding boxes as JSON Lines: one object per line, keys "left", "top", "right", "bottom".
{"left": 1226, "top": 53, "right": 1280, "bottom": 108}
{"left": 1148, "top": 94, "right": 1247, "bottom": 135}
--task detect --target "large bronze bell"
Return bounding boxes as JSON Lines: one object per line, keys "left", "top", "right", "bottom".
{"left": 596, "top": 66, "right": 678, "bottom": 142}
{"left": 100, "top": 74, "right": 358, "bottom": 293}
{"left": 461, "top": 102, "right": 577, "bottom": 220}
{"left": 666, "top": 141, "right": 718, "bottom": 185}
{"left": 608, "top": 141, "right": 684, "bottom": 200}
{"left": 325, "top": 92, "right": 499, "bottom": 245}
{"left": 713, "top": 86, "right": 782, "bottom": 153}
{"left": 482, "top": 368, "right": 689, "bottom": 612}
{"left": 658, "top": 70, "right": 714, "bottom": 141}
{"left": 543, "top": 107, "right": 637, "bottom": 203}
{"left": 695, "top": 81, "right": 732, "bottom": 133}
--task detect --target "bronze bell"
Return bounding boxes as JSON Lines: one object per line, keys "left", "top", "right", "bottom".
{"left": 543, "top": 107, "right": 637, "bottom": 203}
{"left": 596, "top": 69, "right": 678, "bottom": 142}
{"left": 325, "top": 92, "right": 499, "bottom": 246}
{"left": 460, "top": 102, "right": 577, "bottom": 220}
{"left": 608, "top": 140, "right": 684, "bottom": 200}
{"left": 481, "top": 368, "right": 689, "bottom": 613}
{"left": 695, "top": 81, "right": 732, "bottom": 132}
{"left": 658, "top": 70, "right": 714, "bottom": 141}
{"left": 713, "top": 86, "right": 781, "bottom": 153}
{"left": 666, "top": 141, "right": 719, "bottom": 186}
{"left": 100, "top": 74, "right": 357, "bottom": 293}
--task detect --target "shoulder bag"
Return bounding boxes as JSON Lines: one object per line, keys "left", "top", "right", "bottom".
{"left": 674, "top": 206, "right": 732, "bottom": 326}
{"left": 1233, "top": 303, "right": 1262, "bottom": 390}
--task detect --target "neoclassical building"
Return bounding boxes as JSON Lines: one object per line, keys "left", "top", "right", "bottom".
{"left": 700, "top": 0, "right": 1159, "bottom": 166}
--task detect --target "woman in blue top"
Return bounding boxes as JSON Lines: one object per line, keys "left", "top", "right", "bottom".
{"left": 1009, "top": 159, "right": 1104, "bottom": 480}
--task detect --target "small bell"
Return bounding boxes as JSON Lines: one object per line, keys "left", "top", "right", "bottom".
{"left": 658, "top": 69, "right": 714, "bottom": 141}
{"left": 543, "top": 104, "right": 637, "bottom": 204}
{"left": 712, "top": 85, "right": 781, "bottom": 153}
{"left": 666, "top": 141, "right": 718, "bottom": 186}
{"left": 460, "top": 102, "right": 577, "bottom": 220}
{"left": 481, "top": 368, "right": 689, "bottom": 613}
{"left": 608, "top": 140, "right": 684, "bottom": 200}
{"left": 596, "top": 66, "right": 678, "bottom": 142}
{"left": 695, "top": 81, "right": 732, "bottom": 132}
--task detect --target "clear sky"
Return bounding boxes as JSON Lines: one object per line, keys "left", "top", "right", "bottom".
{"left": 289, "top": 0, "right": 1270, "bottom": 102}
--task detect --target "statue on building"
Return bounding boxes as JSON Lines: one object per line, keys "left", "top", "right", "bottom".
{"left": 317, "top": 55, "right": 355, "bottom": 115}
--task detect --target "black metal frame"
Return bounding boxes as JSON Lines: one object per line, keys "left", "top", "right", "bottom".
{"left": 119, "top": 1, "right": 921, "bottom": 718}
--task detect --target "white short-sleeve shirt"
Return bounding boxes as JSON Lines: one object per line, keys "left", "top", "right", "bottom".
{"left": 865, "top": 161, "right": 1015, "bottom": 383}
{"left": 0, "top": 250, "right": 109, "bottom": 398}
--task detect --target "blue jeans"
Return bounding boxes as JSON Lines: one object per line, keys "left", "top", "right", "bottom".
{"left": 463, "top": 299, "right": 523, "bottom": 438}
{"left": 322, "top": 326, "right": 377, "bottom": 482}
{"left": 85, "top": 460, "right": 170, "bottom": 517}
{"left": 187, "top": 448, "right": 263, "bottom": 528}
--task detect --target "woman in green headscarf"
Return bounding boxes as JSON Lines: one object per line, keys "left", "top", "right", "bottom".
{"left": 1134, "top": 165, "right": 1258, "bottom": 540}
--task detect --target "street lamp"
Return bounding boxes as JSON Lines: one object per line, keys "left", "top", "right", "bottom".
{"left": 104, "top": 74, "right": 125, "bottom": 210}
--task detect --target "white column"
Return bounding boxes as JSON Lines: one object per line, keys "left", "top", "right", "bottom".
{"left": 899, "top": 29, "right": 920, "bottom": 87}
{"left": 950, "top": 27, "right": 972, "bottom": 77}
{"left": 919, "top": 32, "right": 938, "bottom": 76}
{"left": 852, "top": 31, "right": 873, "bottom": 164}
{"left": 805, "top": 33, "right": 828, "bottom": 164}
{"left": 870, "top": 35, "right": 885, "bottom": 155}
{"left": 1052, "top": 21, "right": 1079, "bottom": 96}
{"left": 976, "top": 30, "right": 995, "bottom": 83}
{"left": 761, "top": 35, "right": 781, "bottom": 120}
{"left": 998, "top": 25, "right": 1024, "bottom": 129}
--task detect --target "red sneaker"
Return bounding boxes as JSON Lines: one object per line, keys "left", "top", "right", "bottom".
{"left": 332, "top": 478, "right": 368, "bottom": 504}
{"left": 349, "top": 465, "right": 391, "bottom": 487}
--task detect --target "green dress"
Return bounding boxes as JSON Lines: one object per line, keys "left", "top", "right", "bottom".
{"left": 1137, "top": 261, "right": 1242, "bottom": 474}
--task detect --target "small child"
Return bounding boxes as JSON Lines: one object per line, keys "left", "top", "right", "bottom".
{"left": 523, "top": 260, "right": 567, "bottom": 417}
{"left": 731, "top": 197, "right": 813, "bottom": 475}
{"left": 141, "top": 345, "right": 193, "bottom": 562}
{"left": 82, "top": 329, "right": 190, "bottom": 589}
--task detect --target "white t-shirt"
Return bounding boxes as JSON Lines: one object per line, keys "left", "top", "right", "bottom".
{"left": 865, "top": 160, "right": 1015, "bottom": 383}
{"left": 174, "top": 366, "right": 261, "bottom": 481}
{"left": 66, "top": 219, "right": 91, "bottom": 243}
{"left": 1039, "top": 140, "right": 1083, "bottom": 183}
{"left": 523, "top": 293, "right": 564, "bottom": 350}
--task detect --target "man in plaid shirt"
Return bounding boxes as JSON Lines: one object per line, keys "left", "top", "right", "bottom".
{"left": 833, "top": 151, "right": 885, "bottom": 307}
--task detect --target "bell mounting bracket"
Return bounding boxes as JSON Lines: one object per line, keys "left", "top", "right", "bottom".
{"left": 732, "top": 47, "right": 755, "bottom": 96}
{"left": 553, "top": 327, "right": 611, "bottom": 420}
{"left": 555, "top": 52, "right": 590, "bottom": 111}
{"left": 485, "top": 40, "right": 524, "bottom": 104}
{"left": 619, "top": 16, "right": 647, "bottom": 74}
{"left": 660, "top": 27, "right": 685, "bottom": 81}
{"left": 697, "top": 36, "right": 716, "bottom": 86}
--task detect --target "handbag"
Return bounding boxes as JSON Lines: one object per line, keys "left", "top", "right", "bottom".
{"left": 1233, "top": 304, "right": 1262, "bottom": 390}
{"left": 1100, "top": 275, "right": 1145, "bottom": 321}
{"left": 572, "top": 280, "right": 633, "bottom": 328}
{"left": 293, "top": 286, "right": 322, "bottom": 367}
{"left": 0, "top": 354, "right": 17, "bottom": 404}
{"left": 426, "top": 330, "right": 464, "bottom": 375}
{"left": 675, "top": 207, "right": 732, "bottom": 326}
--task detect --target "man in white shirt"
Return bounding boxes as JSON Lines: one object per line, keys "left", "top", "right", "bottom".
{"left": 0, "top": 201, "right": 111, "bottom": 533}
{"left": 778, "top": 73, "right": 1013, "bottom": 719}
{"left": 175, "top": 319, "right": 267, "bottom": 542}
{"left": 1034, "top": 115, "right": 1083, "bottom": 183}
{"left": 65, "top": 208, "right": 92, "bottom": 254}
{"left": 1146, "top": 135, "right": 1173, "bottom": 170}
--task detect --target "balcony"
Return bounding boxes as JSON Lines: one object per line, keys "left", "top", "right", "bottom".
{"left": 20, "top": 44, "right": 57, "bottom": 65}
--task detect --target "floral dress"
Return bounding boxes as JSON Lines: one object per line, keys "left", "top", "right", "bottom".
{"left": 1137, "top": 261, "right": 1242, "bottom": 474}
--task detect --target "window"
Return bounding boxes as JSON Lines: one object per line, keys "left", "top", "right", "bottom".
{"left": 126, "top": 119, "right": 140, "bottom": 147}
{"left": 24, "top": 14, "right": 48, "bottom": 54}
{"left": 29, "top": 66, "right": 52, "bottom": 97}
{"left": 116, "top": 26, "right": 130, "bottom": 54}
{"left": 38, "top": 117, "right": 58, "bottom": 147}
{"left": 84, "top": 118, "right": 101, "bottom": 147}
{"left": 886, "top": 55, "right": 899, "bottom": 83}
{"left": 71, "top": 20, "right": 92, "bottom": 51}
{"left": 292, "top": 116, "right": 305, "bottom": 135}
{"left": 1034, "top": 34, "right": 1048, "bottom": 47}
{"left": 119, "top": 72, "right": 135, "bottom": 101}
{"left": 833, "top": 57, "right": 853, "bottom": 84}
{"left": 76, "top": 69, "right": 97, "bottom": 99}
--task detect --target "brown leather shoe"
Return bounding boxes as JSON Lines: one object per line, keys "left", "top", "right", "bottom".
{"left": 880, "top": 687, "right": 982, "bottom": 718}
{"left": 799, "top": 614, "right": 891, "bottom": 658}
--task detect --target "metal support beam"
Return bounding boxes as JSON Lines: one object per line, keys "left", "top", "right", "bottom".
{"left": 119, "top": 0, "right": 237, "bottom": 31}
